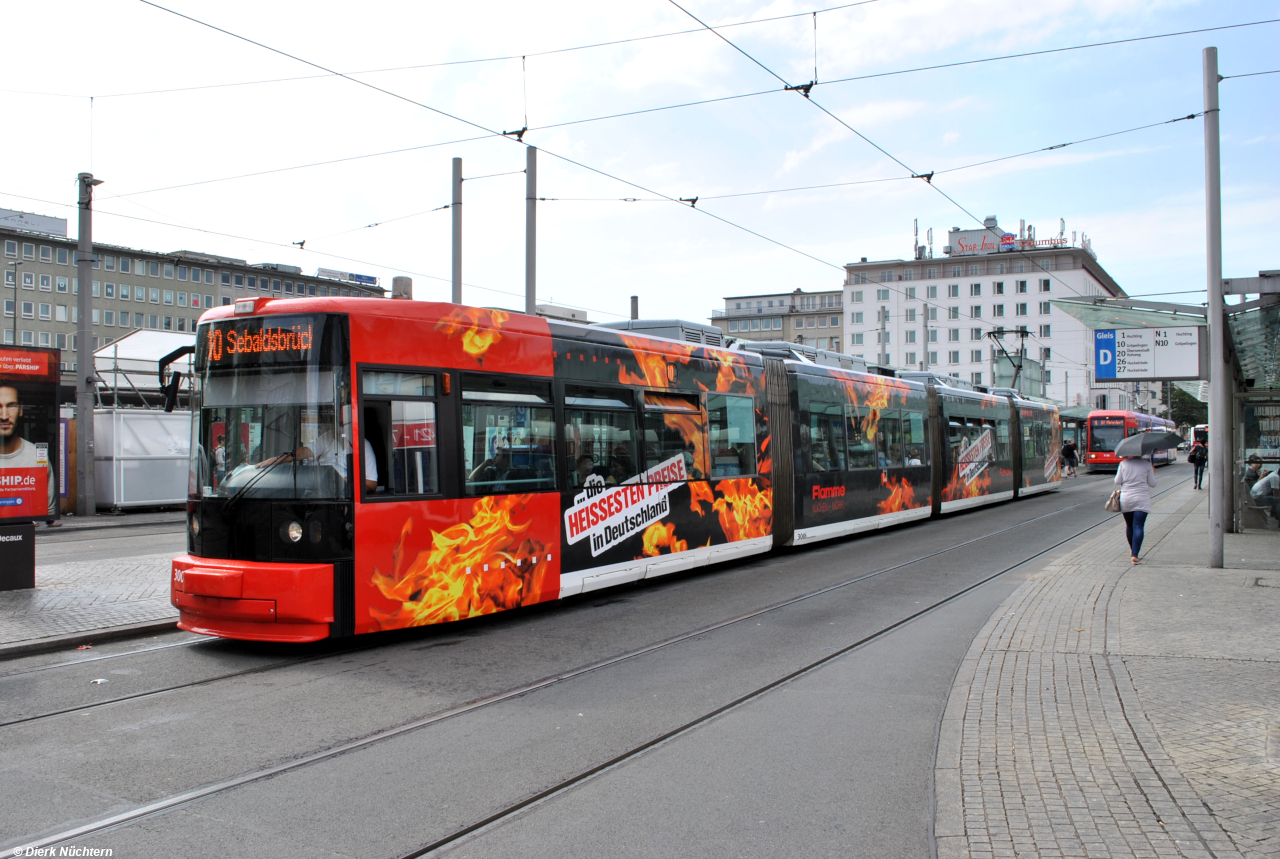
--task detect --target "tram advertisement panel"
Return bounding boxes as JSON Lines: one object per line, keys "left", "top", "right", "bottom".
{"left": 356, "top": 323, "right": 772, "bottom": 634}
{"left": 797, "top": 372, "right": 933, "bottom": 527}
{"left": 550, "top": 329, "right": 772, "bottom": 575}
{"left": 0, "top": 346, "right": 59, "bottom": 522}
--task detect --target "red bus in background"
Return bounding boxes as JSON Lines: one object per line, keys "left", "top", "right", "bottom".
{"left": 1085, "top": 410, "right": 1177, "bottom": 471}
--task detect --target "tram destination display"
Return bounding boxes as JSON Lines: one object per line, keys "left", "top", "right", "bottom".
{"left": 0, "top": 346, "right": 60, "bottom": 522}
{"left": 199, "top": 314, "right": 338, "bottom": 369}
{"left": 1094, "top": 326, "right": 1206, "bottom": 381}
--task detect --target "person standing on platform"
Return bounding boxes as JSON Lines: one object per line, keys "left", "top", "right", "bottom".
{"left": 1188, "top": 440, "right": 1207, "bottom": 489}
{"left": 213, "top": 434, "right": 227, "bottom": 487}
{"left": 1061, "top": 438, "right": 1079, "bottom": 478}
{"left": 1115, "top": 453, "right": 1156, "bottom": 564}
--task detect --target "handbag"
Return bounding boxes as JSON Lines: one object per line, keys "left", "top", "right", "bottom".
{"left": 1105, "top": 490, "right": 1122, "bottom": 513}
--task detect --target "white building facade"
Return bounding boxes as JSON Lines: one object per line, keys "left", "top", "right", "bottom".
{"left": 843, "top": 218, "right": 1126, "bottom": 406}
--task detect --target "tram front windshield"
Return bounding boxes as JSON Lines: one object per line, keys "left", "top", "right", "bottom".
{"left": 192, "top": 313, "right": 352, "bottom": 500}
{"left": 1089, "top": 418, "right": 1127, "bottom": 453}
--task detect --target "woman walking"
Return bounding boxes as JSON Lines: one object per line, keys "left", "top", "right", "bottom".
{"left": 1115, "top": 454, "right": 1157, "bottom": 563}
{"left": 1188, "top": 440, "right": 1207, "bottom": 489}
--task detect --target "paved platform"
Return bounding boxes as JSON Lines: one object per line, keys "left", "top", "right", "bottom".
{"left": 0, "top": 552, "right": 177, "bottom": 649}
{"left": 936, "top": 482, "right": 1280, "bottom": 859}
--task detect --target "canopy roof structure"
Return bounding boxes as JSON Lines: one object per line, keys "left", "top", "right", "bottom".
{"left": 1052, "top": 295, "right": 1279, "bottom": 392}
{"left": 93, "top": 330, "right": 195, "bottom": 394}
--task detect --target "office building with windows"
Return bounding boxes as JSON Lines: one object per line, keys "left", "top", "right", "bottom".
{"left": 709, "top": 288, "right": 844, "bottom": 351}
{"left": 2, "top": 209, "right": 383, "bottom": 392}
{"left": 843, "top": 217, "right": 1128, "bottom": 405}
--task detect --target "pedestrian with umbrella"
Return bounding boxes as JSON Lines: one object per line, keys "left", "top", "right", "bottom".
{"left": 1111, "top": 431, "right": 1181, "bottom": 564}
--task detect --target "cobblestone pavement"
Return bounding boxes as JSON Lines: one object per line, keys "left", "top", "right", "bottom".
{"left": 936, "top": 483, "right": 1280, "bottom": 859}
{"left": 0, "top": 553, "right": 176, "bottom": 645}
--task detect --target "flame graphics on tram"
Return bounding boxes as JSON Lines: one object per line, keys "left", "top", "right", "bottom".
{"left": 434, "top": 306, "right": 512, "bottom": 363}
{"left": 878, "top": 473, "right": 921, "bottom": 514}
{"left": 370, "top": 495, "right": 555, "bottom": 628}
{"left": 641, "top": 521, "right": 688, "bottom": 556}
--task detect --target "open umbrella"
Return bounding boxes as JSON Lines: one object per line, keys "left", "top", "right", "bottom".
{"left": 1114, "top": 430, "right": 1185, "bottom": 459}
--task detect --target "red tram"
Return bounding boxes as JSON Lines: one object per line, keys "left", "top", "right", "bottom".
{"left": 1084, "top": 409, "right": 1177, "bottom": 471}
{"left": 173, "top": 297, "right": 1061, "bottom": 642}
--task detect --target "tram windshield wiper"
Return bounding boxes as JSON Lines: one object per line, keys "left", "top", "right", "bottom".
{"left": 223, "top": 454, "right": 292, "bottom": 511}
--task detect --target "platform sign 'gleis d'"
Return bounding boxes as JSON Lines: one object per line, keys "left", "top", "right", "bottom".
{"left": 1094, "top": 327, "right": 1205, "bottom": 381}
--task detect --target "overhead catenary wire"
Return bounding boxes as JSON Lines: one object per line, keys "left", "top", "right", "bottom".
{"left": 0, "top": 188, "right": 629, "bottom": 320}
{"left": 125, "top": 2, "right": 1214, "bottom": 371}
{"left": 663, "top": 0, "right": 1102, "bottom": 371}
{"left": 1221, "top": 69, "right": 1280, "bottom": 79}
{"left": 129, "top": 0, "right": 864, "bottom": 281}
{"left": 71, "top": 1, "right": 881, "bottom": 101}
{"left": 8, "top": 13, "right": 1272, "bottom": 109}
{"left": 301, "top": 105, "right": 1200, "bottom": 244}
{"left": 112, "top": 97, "right": 1208, "bottom": 208}
{"left": 25, "top": 9, "right": 1267, "bottom": 103}
{"left": 98, "top": 11, "right": 1271, "bottom": 200}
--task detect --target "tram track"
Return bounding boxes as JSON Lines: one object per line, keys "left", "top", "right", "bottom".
{"left": 399, "top": 477, "right": 1192, "bottom": 858}
{"left": 0, "top": 487, "right": 1101, "bottom": 730}
{"left": 7, "top": 477, "right": 1168, "bottom": 855}
{"left": 0, "top": 637, "right": 208, "bottom": 680}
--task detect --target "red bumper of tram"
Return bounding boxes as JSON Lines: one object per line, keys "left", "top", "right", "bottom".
{"left": 171, "top": 555, "right": 335, "bottom": 643}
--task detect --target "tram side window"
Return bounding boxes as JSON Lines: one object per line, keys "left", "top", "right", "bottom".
{"left": 1023, "top": 421, "right": 1048, "bottom": 460}
{"left": 564, "top": 386, "right": 639, "bottom": 488}
{"left": 846, "top": 405, "right": 878, "bottom": 469}
{"left": 643, "top": 393, "right": 707, "bottom": 480}
{"left": 462, "top": 374, "right": 556, "bottom": 495}
{"left": 707, "top": 394, "right": 757, "bottom": 476}
{"left": 952, "top": 418, "right": 990, "bottom": 463}
{"left": 948, "top": 419, "right": 964, "bottom": 464}
{"left": 809, "top": 402, "right": 846, "bottom": 473}
{"left": 995, "top": 419, "right": 1012, "bottom": 462}
{"left": 902, "top": 410, "right": 928, "bottom": 465}
{"left": 878, "top": 409, "right": 903, "bottom": 467}
{"left": 361, "top": 371, "right": 438, "bottom": 497}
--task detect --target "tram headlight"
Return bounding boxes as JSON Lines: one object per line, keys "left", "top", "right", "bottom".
{"left": 308, "top": 519, "right": 323, "bottom": 544}
{"left": 189, "top": 517, "right": 200, "bottom": 537}
{"left": 285, "top": 520, "right": 303, "bottom": 543}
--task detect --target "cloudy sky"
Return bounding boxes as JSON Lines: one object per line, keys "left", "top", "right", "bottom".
{"left": 1, "top": 0, "right": 1276, "bottom": 320}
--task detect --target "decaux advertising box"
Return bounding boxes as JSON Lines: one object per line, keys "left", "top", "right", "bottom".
{"left": 0, "top": 346, "right": 60, "bottom": 523}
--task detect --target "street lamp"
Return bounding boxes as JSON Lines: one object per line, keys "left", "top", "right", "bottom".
{"left": 7, "top": 260, "right": 20, "bottom": 346}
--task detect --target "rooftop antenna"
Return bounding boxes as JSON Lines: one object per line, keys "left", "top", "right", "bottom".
{"left": 1059, "top": 218, "right": 1066, "bottom": 237}
{"left": 914, "top": 218, "right": 919, "bottom": 259}
{"left": 927, "top": 227, "right": 933, "bottom": 259}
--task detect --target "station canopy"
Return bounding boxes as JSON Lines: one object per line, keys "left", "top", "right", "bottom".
{"left": 1052, "top": 296, "right": 1279, "bottom": 392}
{"left": 93, "top": 329, "right": 196, "bottom": 392}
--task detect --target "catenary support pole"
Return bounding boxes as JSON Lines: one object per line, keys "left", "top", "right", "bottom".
{"left": 1203, "top": 47, "right": 1225, "bottom": 567}
{"left": 525, "top": 147, "right": 536, "bottom": 316}
{"left": 75, "top": 172, "right": 102, "bottom": 519}
{"left": 451, "top": 157, "right": 462, "bottom": 305}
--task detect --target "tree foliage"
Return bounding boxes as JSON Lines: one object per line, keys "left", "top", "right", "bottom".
{"left": 1170, "top": 387, "right": 1208, "bottom": 428}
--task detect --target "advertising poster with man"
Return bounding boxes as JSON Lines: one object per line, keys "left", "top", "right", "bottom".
{"left": 0, "top": 346, "right": 60, "bottom": 522}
